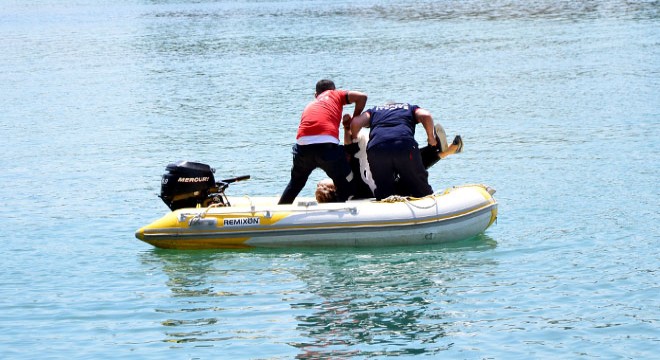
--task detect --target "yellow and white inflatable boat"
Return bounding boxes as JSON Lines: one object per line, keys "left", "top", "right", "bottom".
{"left": 135, "top": 161, "right": 497, "bottom": 250}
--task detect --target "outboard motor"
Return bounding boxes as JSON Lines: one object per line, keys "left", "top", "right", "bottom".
{"left": 159, "top": 161, "right": 250, "bottom": 211}
{"left": 160, "top": 161, "right": 218, "bottom": 211}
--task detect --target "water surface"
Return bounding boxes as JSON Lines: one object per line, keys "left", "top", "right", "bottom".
{"left": 1, "top": 0, "right": 658, "bottom": 358}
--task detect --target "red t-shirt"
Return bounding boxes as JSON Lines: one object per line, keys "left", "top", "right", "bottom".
{"left": 296, "top": 89, "right": 348, "bottom": 141}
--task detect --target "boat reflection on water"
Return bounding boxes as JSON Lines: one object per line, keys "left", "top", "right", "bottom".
{"left": 140, "top": 235, "right": 497, "bottom": 357}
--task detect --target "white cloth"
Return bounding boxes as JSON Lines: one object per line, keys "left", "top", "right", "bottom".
{"left": 354, "top": 129, "right": 377, "bottom": 194}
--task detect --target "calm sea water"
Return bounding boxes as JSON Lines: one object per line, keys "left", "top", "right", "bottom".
{"left": 1, "top": 0, "right": 658, "bottom": 358}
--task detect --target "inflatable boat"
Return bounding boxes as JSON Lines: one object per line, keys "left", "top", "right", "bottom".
{"left": 135, "top": 161, "right": 498, "bottom": 249}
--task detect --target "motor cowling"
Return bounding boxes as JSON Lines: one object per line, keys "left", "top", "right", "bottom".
{"left": 160, "top": 161, "right": 218, "bottom": 211}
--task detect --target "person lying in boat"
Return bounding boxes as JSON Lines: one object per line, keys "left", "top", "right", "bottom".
{"left": 315, "top": 110, "right": 463, "bottom": 202}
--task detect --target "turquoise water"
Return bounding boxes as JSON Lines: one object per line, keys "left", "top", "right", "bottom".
{"left": 1, "top": 0, "right": 658, "bottom": 358}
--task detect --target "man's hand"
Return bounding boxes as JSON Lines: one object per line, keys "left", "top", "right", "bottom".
{"left": 342, "top": 114, "right": 352, "bottom": 129}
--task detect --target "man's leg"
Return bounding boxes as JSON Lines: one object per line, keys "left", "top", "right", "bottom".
{"left": 395, "top": 143, "right": 433, "bottom": 198}
{"left": 367, "top": 144, "right": 397, "bottom": 200}
{"left": 319, "top": 144, "right": 355, "bottom": 202}
{"left": 278, "top": 145, "right": 315, "bottom": 204}
{"left": 420, "top": 135, "right": 463, "bottom": 168}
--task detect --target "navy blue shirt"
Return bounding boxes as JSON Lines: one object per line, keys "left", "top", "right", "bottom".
{"left": 366, "top": 103, "right": 420, "bottom": 150}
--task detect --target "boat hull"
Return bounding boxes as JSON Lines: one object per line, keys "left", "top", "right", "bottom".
{"left": 135, "top": 184, "right": 498, "bottom": 249}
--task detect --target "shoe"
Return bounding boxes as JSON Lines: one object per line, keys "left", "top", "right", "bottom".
{"left": 434, "top": 123, "right": 449, "bottom": 152}
{"left": 452, "top": 135, "right": 463, "bottom": 153}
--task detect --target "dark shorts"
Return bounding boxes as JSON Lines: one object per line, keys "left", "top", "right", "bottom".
{"left": 367, "top": 140, "right": 433, "bottom": 199}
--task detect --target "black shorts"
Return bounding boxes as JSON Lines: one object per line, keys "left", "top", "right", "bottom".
{"left": 367, "top": 140, "right": 432, "bottom": 199}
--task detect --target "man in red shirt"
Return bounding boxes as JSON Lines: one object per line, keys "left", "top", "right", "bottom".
{"left": 278, "top": 79, "right": 367, "bottom": 204}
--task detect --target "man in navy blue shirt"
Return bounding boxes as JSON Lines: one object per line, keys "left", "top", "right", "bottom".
{"left": 348, "top": 103, "right": 438, "bottom": 200}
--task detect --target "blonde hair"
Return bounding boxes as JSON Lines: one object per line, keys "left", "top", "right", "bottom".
{"left": 315, "top": 179, "right": 337, "bottom": 203}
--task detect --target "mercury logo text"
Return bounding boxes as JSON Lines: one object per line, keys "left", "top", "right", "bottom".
{"left": 178, "top": 177, "right": 210, "bottom": 183}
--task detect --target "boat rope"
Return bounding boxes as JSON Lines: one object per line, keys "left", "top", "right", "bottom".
{"left": 379, "top": 194, "right": 438, "bottom": 210}
{"left": 379, "top": 195, "right": 409, "bottom": 203}
{"left": 440, "top": 183, "right": 496, "bottom": 195}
